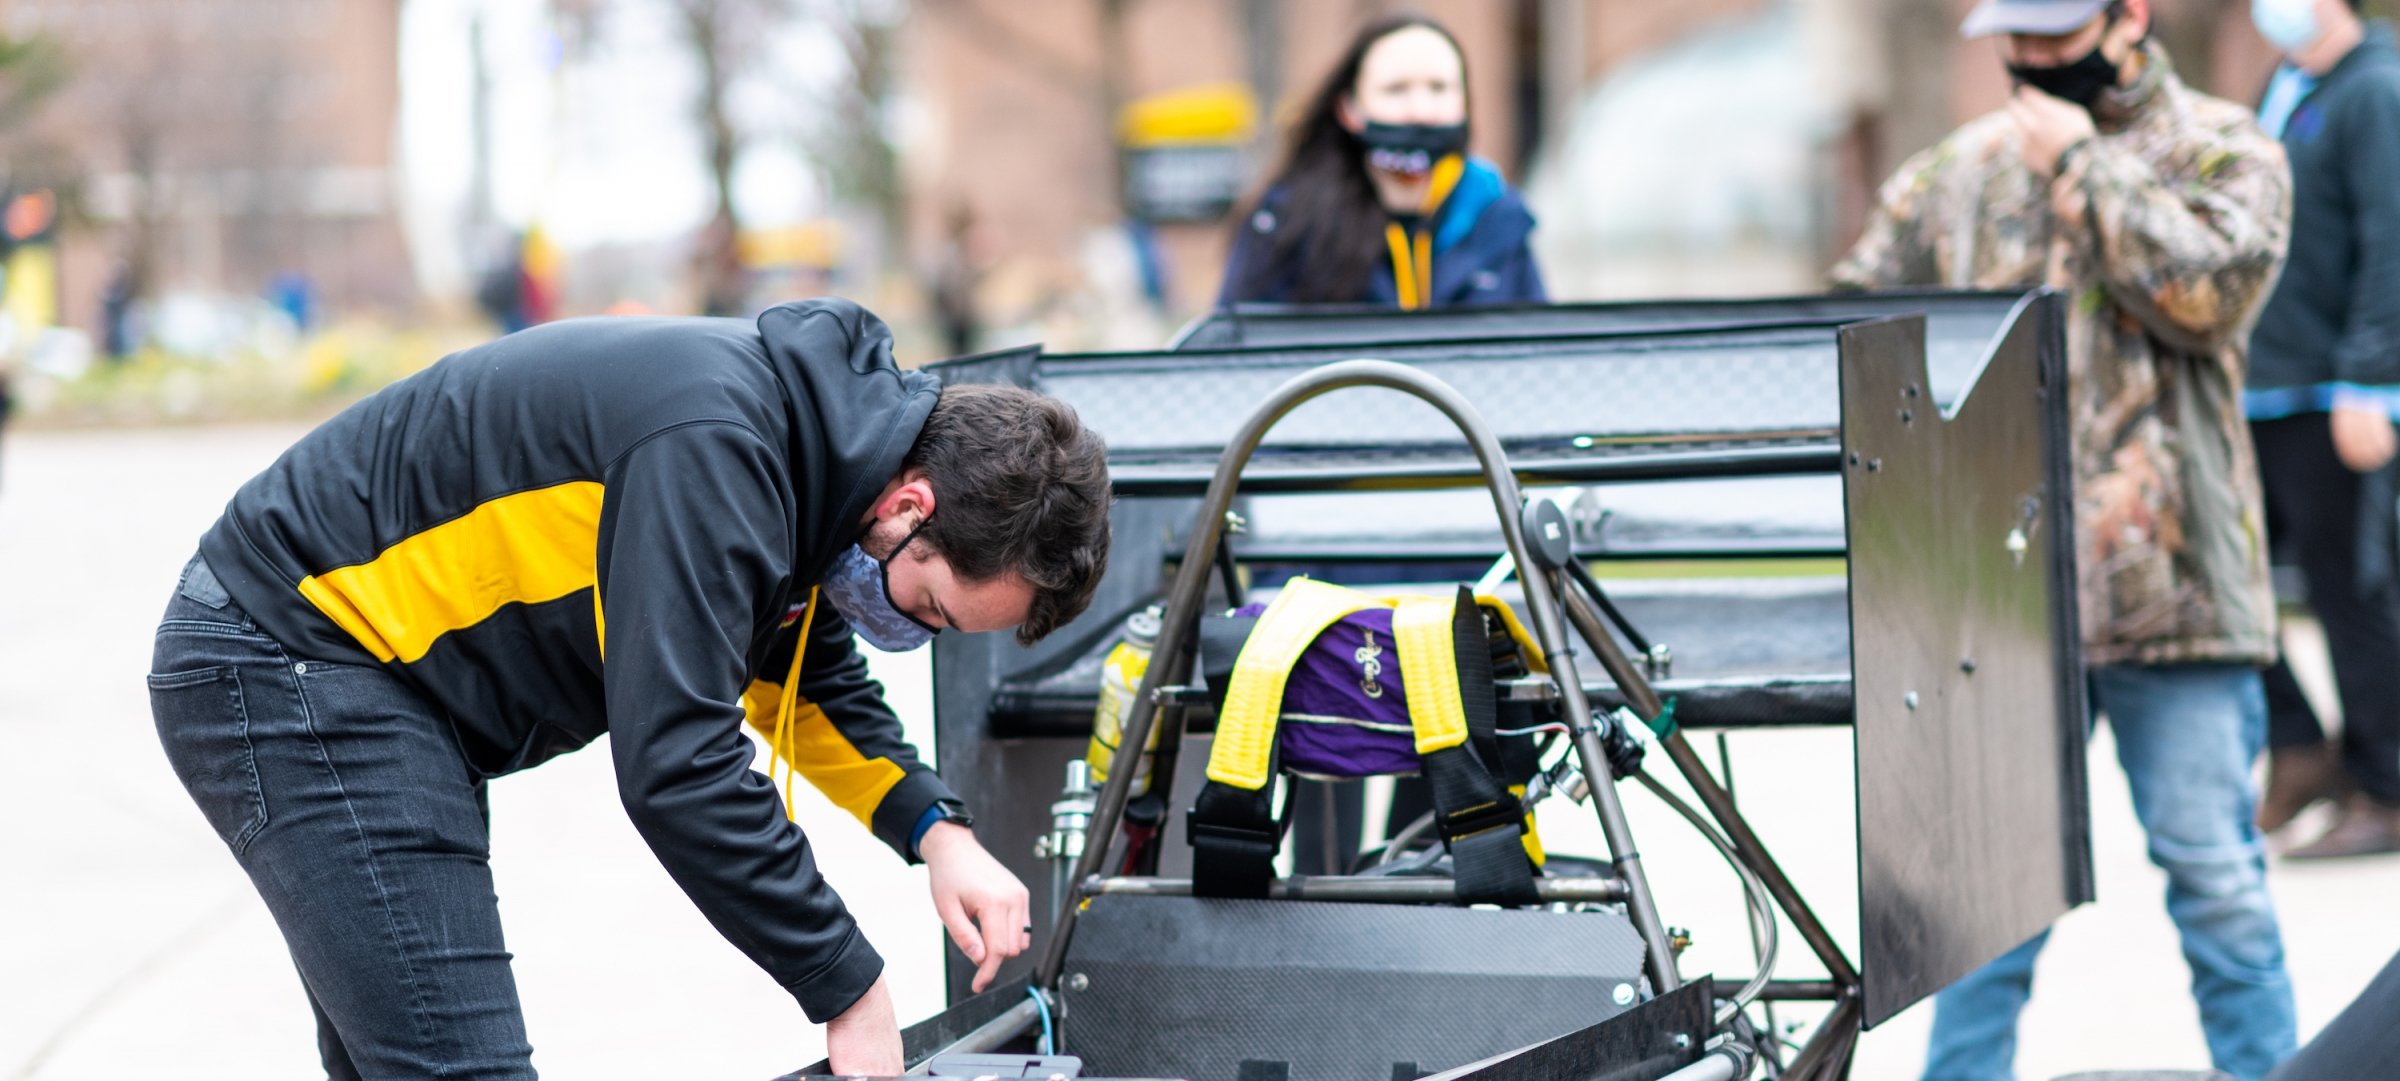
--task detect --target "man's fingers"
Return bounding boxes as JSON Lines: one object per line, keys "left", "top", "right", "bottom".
{"left": 972, "top": 930, "right": 1006, "bottom": 992}
{"left": 936, "top": 893, "right": 984, "bottom": 965}
{"left": 991, "top": 894, "right": 1028, "bottom": 959}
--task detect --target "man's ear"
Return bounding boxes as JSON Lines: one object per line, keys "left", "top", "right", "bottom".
{"left": 874, "top": 470, "right": 936, "bottom": 523}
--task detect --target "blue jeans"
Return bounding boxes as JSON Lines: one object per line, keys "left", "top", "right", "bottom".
{"left": 1922, "top": 664, "right": 2297, "bottom": 1081}
{"left": 149, "top": 556, "right": 536, "bottom": 1080}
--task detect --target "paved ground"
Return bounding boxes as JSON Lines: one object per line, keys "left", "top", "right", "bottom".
{"left": 3, "top": 422, "right": 2395, "bottom": 1080}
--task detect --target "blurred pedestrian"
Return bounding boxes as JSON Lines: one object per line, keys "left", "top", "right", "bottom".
{"left": 476, "top": 231, "right": 561, "bottom": 333}
{"left": 269, "top": 271, "right": 316, "bottom": 334}
{"left": 1833, "top": 0, "right": 2298, "bottom": 1077}
{"left": 100, "top": 259, "right": 136, "bottom": 360}
{"left": 474, "top": 234, "right": 530, "bottom": 334}
{"left": 2243, "top": 0, "right": 2400, "bottom": 859}
{"left": 929, "top": 201, "right": 988, "bottom": 357}
{"left": 1218, "top": 15, "right": 1543, "bottom": 309}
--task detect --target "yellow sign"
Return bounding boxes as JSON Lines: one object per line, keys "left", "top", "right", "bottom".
{"left": 1118, "top": 82, "right": 1258, "bottom": 149}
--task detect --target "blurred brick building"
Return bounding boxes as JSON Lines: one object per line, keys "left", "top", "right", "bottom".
{"left": 897, "top": 0, "right": 2284, "bottom": 336}
{"left": 0, "top": 0, "right": 414, "bottom": 341}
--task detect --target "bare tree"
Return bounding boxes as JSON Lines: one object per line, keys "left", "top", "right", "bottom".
{"left": 94, "top": 14, "right": 188, "bottom": 302}
{"left": 0, "top": 32, "right": 67, "bottom": 134}
{"left": 39, "top": 2, "right": 313, "bottom": 303}
{"left": 798, "top": 0, "right": 906, "bottom": 270}
{"left": 670, "top": 0, "right": 793, "bottom": 314}
{"left": 0, "top": 29, "right": 73, "bottom": 216}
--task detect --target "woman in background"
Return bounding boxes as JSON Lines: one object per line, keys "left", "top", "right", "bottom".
{"left": 1219, "top": 14, "right": 1544, "bottom": 309}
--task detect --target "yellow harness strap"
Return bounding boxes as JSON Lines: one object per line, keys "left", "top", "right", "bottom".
{"left": 1200, "top": 581, "right": 1548, "bottom": 870}
{"left": 1207, "top": 583, "right": 1482, "bottom": 784}
{"left": 1207, "top": 579, "right": 1376, "bottom": 790}
{"left": 769, "top": 587, "right": 819, "bottom": 821}
{"left": 1392, "top": 595, "right": 1470, "bottom": 755}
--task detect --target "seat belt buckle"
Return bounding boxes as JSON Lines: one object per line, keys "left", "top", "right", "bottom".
{"left": 1185, "top": 816, "right": 1280, "bottom": 861}
{"left": 1436, "top": 798, "right": 1526, "bottom": 844}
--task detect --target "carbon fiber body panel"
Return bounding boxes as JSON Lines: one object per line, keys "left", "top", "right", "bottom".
{"left": 1057, "top": 895, "right": 1648, "bottom": 1081}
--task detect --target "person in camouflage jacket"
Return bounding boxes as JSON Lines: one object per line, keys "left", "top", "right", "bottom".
{"left": 1834, "top": 41, "right": 2287, "bottom": 669}
{"left": 1833, "top": 1, "right": 2298, "bottom": 1079}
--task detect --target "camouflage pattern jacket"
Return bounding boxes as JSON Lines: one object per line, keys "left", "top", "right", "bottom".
{"left": 1833, "top": 43, "right": 2290, "bottom": 667}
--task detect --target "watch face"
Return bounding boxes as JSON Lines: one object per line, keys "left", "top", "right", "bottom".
{"left": 939, "top": 802, "right": 974, "bottom": 828}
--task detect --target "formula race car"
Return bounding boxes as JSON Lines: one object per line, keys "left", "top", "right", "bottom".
{"left": 781, "top": 290, "right": 2092, "bottom": 1081}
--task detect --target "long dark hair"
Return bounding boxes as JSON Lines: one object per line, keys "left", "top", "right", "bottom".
{"left": 1231, "top": 14, "right": 1470, "bottom": 303}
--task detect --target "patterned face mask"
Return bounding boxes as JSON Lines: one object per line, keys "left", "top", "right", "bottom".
{"left": 819, "top": 518, "right": 939, "bottom": 652}
{"left": 1358, "top": 120, "right": 1468, "bottom": 176}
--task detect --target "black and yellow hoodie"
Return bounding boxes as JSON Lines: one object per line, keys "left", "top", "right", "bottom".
{"left": 196, "top": 297, "right": 956, "bottom": 1022}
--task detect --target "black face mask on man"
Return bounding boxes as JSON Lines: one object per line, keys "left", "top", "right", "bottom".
{"left": 2006, "top": 36, "right": 2122, "bottom": 109}
{"left": 1356, "top": 120, "right": 1468, "bottom": 177}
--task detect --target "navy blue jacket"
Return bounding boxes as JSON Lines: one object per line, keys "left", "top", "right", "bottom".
{"left": 1219, "top": 156, "right": 1546, "bottom": 308}
{"left": 2249, "top": 24, "right": 2400, "bottom": 406}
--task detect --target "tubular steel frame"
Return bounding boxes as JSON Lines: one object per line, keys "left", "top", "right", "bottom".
{"left": 1026, "top": 359, "right": 1867, "bottom": 1075}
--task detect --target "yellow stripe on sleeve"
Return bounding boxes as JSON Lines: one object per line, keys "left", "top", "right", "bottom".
{"left": 295, "top": 481, "right": 606, "bottom": 664}
{"left": 774, "top": 700, "right": 908, "bottom": 830}
{"left": 742, "top": 679, "right": 784, "bottom": 739}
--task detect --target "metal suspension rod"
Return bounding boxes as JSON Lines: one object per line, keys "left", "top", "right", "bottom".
{"left": 1779, "top": 992, "right": 1861, "bottom": 1081}
{"left": 1742, "top": 980, "right": 1840, "bottom": 1001}
{"left": 1555, "top": 581, "right": 1861, "bottom": 990}
{"left": 1657, "top": 1043, "right": 1758, "bottom": 1081}
{"left": 900, "top": 998, "right": 1043, "bottom": 1075}
{"left": 1554, "top": 571, "right": 1664, "bottom": 718}
{"left": 1536, "top": 561, "right": 1682, "bottom": 992}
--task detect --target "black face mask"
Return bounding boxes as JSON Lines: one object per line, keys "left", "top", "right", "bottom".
{"left": 1357, "top": 120, "right": 1468, "bottom": 176}
{"left": 2006, "top": 41, "right": 2122, "bottom": 109}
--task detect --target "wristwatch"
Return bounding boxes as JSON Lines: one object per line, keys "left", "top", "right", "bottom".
{"left": 909, "top": 799, "right": 975, "bottom": 860}
{"left": 929, "top": 799, "right": 975, "bottom": 830}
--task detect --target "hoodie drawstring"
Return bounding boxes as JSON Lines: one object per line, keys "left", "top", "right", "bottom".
{"left": 769, "top": 586, "right": 818, "bottom": 821}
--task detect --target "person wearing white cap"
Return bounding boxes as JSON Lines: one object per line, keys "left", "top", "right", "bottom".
{"left": 1835, "top": 0, "right": 2300, "bottom": 1078}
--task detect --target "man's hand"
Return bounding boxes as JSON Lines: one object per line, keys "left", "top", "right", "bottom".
{"left": 921, "top": 820, "right": 1032, "bottom": 992}
{"left": 2331, "top": 402, "right": 2398, "bottom": 473}
{"left": 825, "top": 975, "right": 903, "bottom": 1076}
{"left": 2008, "top": 86, "right": 2098, "bottom": 178}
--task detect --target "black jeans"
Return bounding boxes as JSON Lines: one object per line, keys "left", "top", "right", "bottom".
{"left": 148, "top": 555, "right": 536, "bottom": 1079}
{"left": 2253, "top": 413, "right": 2400, "bottom": 803}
